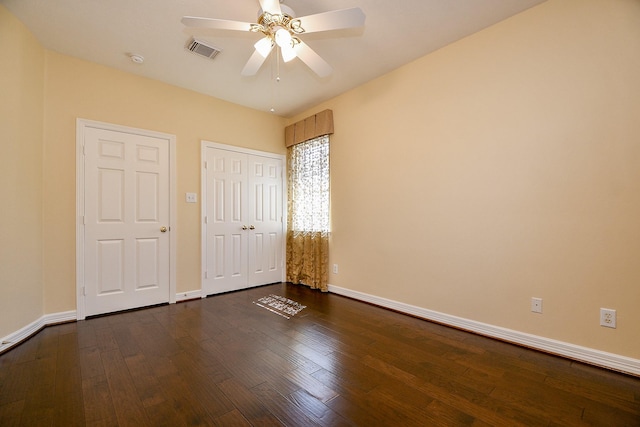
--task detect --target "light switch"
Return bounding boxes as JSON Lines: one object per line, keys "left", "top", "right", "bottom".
{"left": 186, "top": 193, "right": 198, "bottom": 203}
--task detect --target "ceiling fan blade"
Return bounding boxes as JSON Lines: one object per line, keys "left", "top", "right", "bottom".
{"left": 297, "top": 8, "right": 365, "bottom": 34}
{"left": 294, "top": 41, "right": 332, "bottom": 78}
{"left": 241, "top": 48, "right": 271, "bottom": 76}
{"left": 181, "top": 16, "right": 252, "bottom": 32}
{"left": 258, "top": 0, "right": 281, "bottom": 15}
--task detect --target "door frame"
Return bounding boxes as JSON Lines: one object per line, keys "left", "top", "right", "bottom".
{"left": 76, "top": 119, "right": 177, "bottom": 320}
{"left": 200, "top": 140, "right": 286, "bottom": 297}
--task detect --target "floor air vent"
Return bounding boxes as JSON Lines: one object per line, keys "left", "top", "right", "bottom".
{"left": 186, "top": 38, "right": 222, "bottom": 60}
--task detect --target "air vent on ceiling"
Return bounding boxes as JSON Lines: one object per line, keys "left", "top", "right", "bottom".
{"left": 186, "top": 38, "right": 222, "bottom": 60}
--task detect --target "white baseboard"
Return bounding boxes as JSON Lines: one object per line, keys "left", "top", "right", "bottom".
{"left": 176, "top": 290, "right": 203, "bottom": 302}
{"left": 0, "top": 310, "right": 77, "bottom": 354}
{"left": 0, "top": 291, "right": 203, "bottom": 353}
{"left": 328, "top": 285, "right": 640, "bottom": 377}
{"left": 4, "top": 290, "right": 639, "bottom": 377}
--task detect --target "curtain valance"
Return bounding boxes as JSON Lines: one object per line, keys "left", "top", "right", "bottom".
{"left": 284, "top": 109, "right": 333, "bottom": 147}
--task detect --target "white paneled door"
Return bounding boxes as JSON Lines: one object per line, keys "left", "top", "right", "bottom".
{"left": 246, "top": 154, "right": 284, "bottom": 286}
{"left": 81, "top": 125, "right": 172, "bottom": 317}
{"left": 203, "top": 144, "right": 284, "bottom": 295}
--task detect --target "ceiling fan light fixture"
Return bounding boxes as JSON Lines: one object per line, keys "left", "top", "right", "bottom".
{"left": 254, "top": 37, "right": 273, "bottom": 57}
{"left": 281, "top": 45, "right": 296, "bottom": 62}
{"left": 274, "top": 28, "right": 292, "bottom": 48}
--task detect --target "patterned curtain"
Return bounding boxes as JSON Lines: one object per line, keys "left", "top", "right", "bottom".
{"left": 286, "top": 135, "right": 330, "bottom": 291}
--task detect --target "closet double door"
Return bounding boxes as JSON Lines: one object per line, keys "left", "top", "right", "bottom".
{"left": 203, "top": 144, "right": 284, "bottom": 295}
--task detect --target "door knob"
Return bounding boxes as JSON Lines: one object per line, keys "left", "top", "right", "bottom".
{"left": 249, "top": 225, "right": 255, "bottom": 230}
{"left": 160, "top": 226, "right": 167, "bottom": 233}
{"left": 242, "top": 225, "right": 248, "bottom": 230}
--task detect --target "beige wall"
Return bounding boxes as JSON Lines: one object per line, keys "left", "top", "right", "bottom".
{"left": 42, "top": 52, "right": 286, "bottom": 313}
{"left": 291, "top": 0, "right": 640, "bottom": 358}
{"left": 1, "top": 4, "right": 285, "bottom": 332}
{"left": 0, "top": 6, "right": 45, "bottom": 338}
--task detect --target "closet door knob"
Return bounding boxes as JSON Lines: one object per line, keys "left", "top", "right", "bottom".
{"left": 160, "top": 226, "right": 167, "bottom": 233}
{"left": 249, "top": 225, "right": 255, "bottom": 230}
{"left": 242, "top": 225, "right": 248, "bottom": 230}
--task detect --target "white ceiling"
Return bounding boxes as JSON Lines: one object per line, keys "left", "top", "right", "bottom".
{"left": 1, "top": 0, "right": 545, "bottom": 117}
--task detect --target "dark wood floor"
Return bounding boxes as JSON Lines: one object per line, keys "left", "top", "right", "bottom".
{"left": 1, "top": 283, "right": 639, "bottom": 426}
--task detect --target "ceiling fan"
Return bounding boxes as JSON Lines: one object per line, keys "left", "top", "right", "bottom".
{"left": 181, "top": 0, "right": 365, "bottom": 78}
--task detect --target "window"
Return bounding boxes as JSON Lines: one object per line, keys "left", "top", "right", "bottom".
{"left": 286, "top": 134, "right": 330, "bottom": 291}
{"left": 288, "top": 135, "right": 329, "bottom": 233}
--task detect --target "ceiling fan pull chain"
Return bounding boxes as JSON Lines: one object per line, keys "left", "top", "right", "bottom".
{"left": 276, "top": 46, "right": 281, "bottom": 82}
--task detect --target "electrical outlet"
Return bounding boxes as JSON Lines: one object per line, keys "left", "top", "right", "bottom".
{"left": 186, "top": 192, "right": 198, "bottom": 203}
{"left": 600, "top": 308, "right": 616, "bottom": 328}
{"left": 531, "top": 297, "right": 543, "bottom": 313}
{"left": 333, "top": 264, "right": 338, "bottom": 274}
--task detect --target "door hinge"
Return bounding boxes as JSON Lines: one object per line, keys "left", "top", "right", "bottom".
{"left": 204, "top": 216, "right": 208, "bottom": 224}
{"left": 204, "top": 271, "right": 209, "bottom": 279}
{"left": 82, "top": 145, "right": 86, "bottom": 156}
{"left": 82, "top": 286, "right": 86, "bottom": 296}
